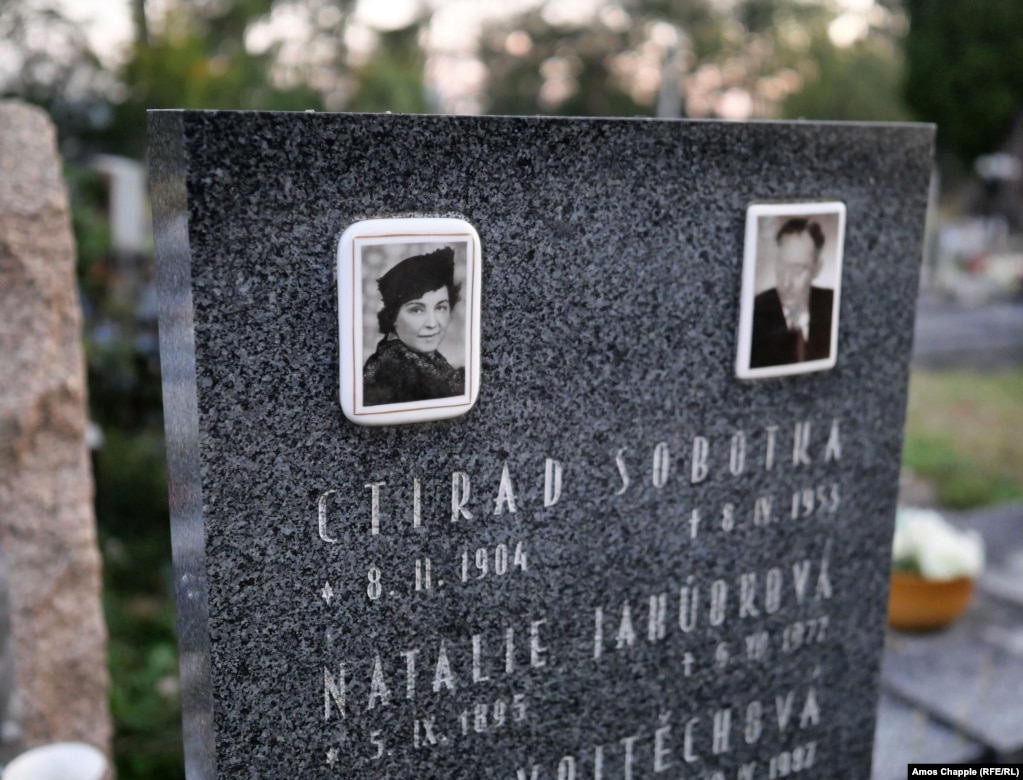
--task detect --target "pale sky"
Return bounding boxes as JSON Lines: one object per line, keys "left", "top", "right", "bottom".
{"left": 53, "top": 0, "right": 880, "bottom": 115}
{"left": 60, "top": 0, "right": 879, "bottom": 60}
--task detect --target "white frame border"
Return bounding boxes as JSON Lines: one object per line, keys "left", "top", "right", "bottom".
{"left": 338, "top": 217, "right": 482, "bottom": 425}
{"left": 735, "top": 201, "right": 846, "bottom": 380}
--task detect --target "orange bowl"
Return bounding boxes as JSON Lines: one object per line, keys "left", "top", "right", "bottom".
{"left": 887, "top": 572, "right": 974, "bottom": 631}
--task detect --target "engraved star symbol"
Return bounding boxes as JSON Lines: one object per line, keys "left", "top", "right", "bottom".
{"left": 326, "top": 747, "right": 339, "bottom": 767}
{"left": 321, "top": 581, "right": 334, "bottom": 606}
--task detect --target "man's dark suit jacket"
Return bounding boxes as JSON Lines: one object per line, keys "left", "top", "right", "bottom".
{"left": 750, "top": 286, "right": 834, "bottom": 368}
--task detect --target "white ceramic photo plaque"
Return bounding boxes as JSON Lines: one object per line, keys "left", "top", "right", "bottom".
{"left": 338, "top": 217, "right": 482, "bottom": 425}
{"left": 736, "top": 201, "right": 846, "bottom": 379}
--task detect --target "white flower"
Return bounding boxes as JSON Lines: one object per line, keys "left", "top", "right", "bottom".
{"left": 893, "top": 507, "right": 985, "bottom": 581}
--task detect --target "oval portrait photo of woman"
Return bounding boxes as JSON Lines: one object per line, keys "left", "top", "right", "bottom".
{"left": 338, "top": 218, "right": 482, "bottom": 426}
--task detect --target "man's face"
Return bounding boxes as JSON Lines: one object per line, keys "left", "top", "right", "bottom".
{"left": 775, "top": 232, "right": 821, "bottom": 311}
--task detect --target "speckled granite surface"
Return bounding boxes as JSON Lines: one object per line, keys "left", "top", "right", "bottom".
{"left": 150, "top": 111, "right": 933, "bottom": 779}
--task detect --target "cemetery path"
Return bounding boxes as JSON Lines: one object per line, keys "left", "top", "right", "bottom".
{"left": 873, "top": 502, "right": 1023, "bottom": 777}
{"left": 912, "top": 294, "right": 1023, "bottom": 369}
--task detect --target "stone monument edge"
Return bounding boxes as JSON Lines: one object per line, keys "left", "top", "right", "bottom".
{"left": 147, "top": 109, "right": 216, "bottom": 780}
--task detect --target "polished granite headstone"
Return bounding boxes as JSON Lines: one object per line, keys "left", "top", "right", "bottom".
{"left": 149, "top": 111, "right": 933, "bottom": 779}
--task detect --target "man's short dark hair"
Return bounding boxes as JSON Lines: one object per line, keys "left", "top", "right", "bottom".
{"left": 776, "top": 218, "right": 825, "bottom": 251}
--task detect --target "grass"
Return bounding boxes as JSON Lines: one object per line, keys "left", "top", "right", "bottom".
{"left": 903, "top": 368, "right": 1023, "bottom": 508}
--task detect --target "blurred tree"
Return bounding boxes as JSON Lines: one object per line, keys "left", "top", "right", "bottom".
{"left": 0, "top": 0, "right": 113, "bottom": 142}
{"left": 104, "top": 0, "right": 349, "bottom": 157}
{"left": 781, "top": 26, "right": 908, "bottom": 121}
{"left": 347, "top": 17, "right": 433, "bottom": 113}
{"left": 477, "top": 0, "right": 907, "bottom": 121}
{"left": 904, "top": 0, "right": 1023, "bottom": 162}
{"left": 478, "top": 6, "right": 651, "bottom": 117}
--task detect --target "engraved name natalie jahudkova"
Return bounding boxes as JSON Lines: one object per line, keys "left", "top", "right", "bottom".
{"left": 736, "top": 203, "right": 846, "bottom": 380}
{"left": 338, "top": 218, "right": 482, "bottom": 426}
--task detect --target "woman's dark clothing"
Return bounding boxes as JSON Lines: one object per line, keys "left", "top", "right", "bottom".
{"left": 363, "top": 338, "right": 464, "bottom": 406}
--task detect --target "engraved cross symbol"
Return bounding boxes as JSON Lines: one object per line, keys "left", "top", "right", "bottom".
{"left": 321, "top": 581, "right": 334, "bottom": 606}
{"left": 326, "top": 747, "right": 339, "bottom": 768}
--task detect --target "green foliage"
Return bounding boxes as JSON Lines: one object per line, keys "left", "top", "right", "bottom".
{"left": 95, "top": 428, "right": 180, "bottom": 779}
{"left": 0, "top": 1, "right": 109, "bottom": 139}
{"left": 903, "top": 369, "right": 1023, "bottom": 508}
{"left": 104, "top": 577, "right": 182, "bottom": 780}
{"left": 65, "top": 164, "right": 113, "bottom": 304}
{"left": 904, "top": 0, "right": 1023, "bottom": 162}
{"left": 347, "top": 21, "right": 432, "bottom": 114}
{"left": 478, "top": 0, "right": 910, "bottom": 122}
{"left": 782, "top": 36, "right": 908, "bottom": 122}
{"left": 106, "top": 4, "right": 325, "bottom": 157}
{"left": 479, "top": 8, "right": 650, "bottom": 117}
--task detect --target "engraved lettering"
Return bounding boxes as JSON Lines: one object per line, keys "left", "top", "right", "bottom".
{"left": 472, "top": 634, "right": 491, "bottom": 683}
{"left": 800, "top": 687, "right": 820, "bottom": 728}
{"left": 365, "top": 481, "right": 386, "bottom": 535}
{"left": 367, "top": 654, "right": 391, "bottom": 709}
{"left": 530, "top": 620, "right": 548, "bottom": 668}
{"left": 691, "top": 436, "right": 709, "bottom": 483}
{"left": 652, "top": 441, "right": 670, "bottom": 488}
{"left": 765, "top": 568, "right": 783, "bottom": 614}
{"left": 683, "top": 718, "right": 700, "bottom": 762}
{"left": 317, "top": 489, "right": 338, "bottom": 544}
{"left": 413, "top": 477, "right": 422, "bottom": 528}
{"left": 494, "top": 463, "right": 518, "bottom": 515}
{"left": 413, "top": 717, "right": 438, "bottom": 748}
{"left": 712, "top": 708, "right": 731, "bottom": 754}
{"left": 616, "top": 601, "right": 636, "bottom": 648}
{"left": 370, "top": 730, "right": 384, "bottom": 759}
{"left": 709, "top": 580, "right": 727, "bottom": 626}
{"left": 754, "top": 496, "right": 773, "bottom": 526}
{"left": 557, "top": 755, "right": 576, "bottom": 780}
{"left": 451, "top": 471, "right": 472, "bottom": 522}
{"left": 544, "top": 458, "right": 563, "bottom": 507}
{"left": 824, "top": 418, "right": 842, "bottom": 462}
{"left": 792, "top": 421, "right": 812, "bottom": 466}
{"left": 816, "top": 555, "right": 833, "bottom": 600}
{"left": 765, "top": 425, "right": 779, "bottom": 471}
{"left": 401, "top": 649, "right": 417, "bottom": 700}
{"left": 433, "top": 640, "right": 456, "bottom": 693}
{"left": 792, "top": 560, "right": 811, "bottom": 604}
{"left": 776, "top": 691, "right": 795, "bottom": 732}
{"left": 721, "top": 503, "right": 735, "bottom": 531}
{"left": 614, "top": 448, "right": 630, "bottom": 495}
{"left": 648, "top": 593, "right": 667, "bottom": 642}
{"left": 654, "top": 712, "right": 673, "bottom": 772}
{"left": 730, "top": 430, "right": 747, "bottom": 476}
{"left": 740, "top": 573, "right": 759, "bottom": 618}
{"left": 679, "top": 580, "right": 697, "bottom": 632}
{"left": 620, "top": 734, "right": 639, "bottom": 780}
{"left": 324, "top": 664, "right": 345, "bottom": 721}
{"left": 745, "top": 701, "right": 763, "bottom": 744}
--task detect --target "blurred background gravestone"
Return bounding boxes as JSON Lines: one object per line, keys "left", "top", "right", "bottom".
{"left": 0, "top": 101, "right": 112, "bottom": 762}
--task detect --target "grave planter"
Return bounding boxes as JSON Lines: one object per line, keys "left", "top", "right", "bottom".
{"left": 887, "top": 572, "right": 974, "bottom": 631}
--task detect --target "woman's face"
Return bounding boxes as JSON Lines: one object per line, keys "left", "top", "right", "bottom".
{"left": 393, "top": 286, "right": 451, "bottom": 353}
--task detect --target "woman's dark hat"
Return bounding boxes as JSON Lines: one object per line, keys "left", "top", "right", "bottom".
{"left": 376, "top": 247, "right": 460, "bottom": 334}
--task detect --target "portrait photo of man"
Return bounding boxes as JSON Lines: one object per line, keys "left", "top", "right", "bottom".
{"left": 736, "top": 203, "right": 845, "bottom": 379}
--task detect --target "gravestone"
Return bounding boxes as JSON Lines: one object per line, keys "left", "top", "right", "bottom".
{"left": 149, "top": 110, "right": 933, "bottom": 779}
{"left": 0, "top": 101, "right": 112, "bottom": 757}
